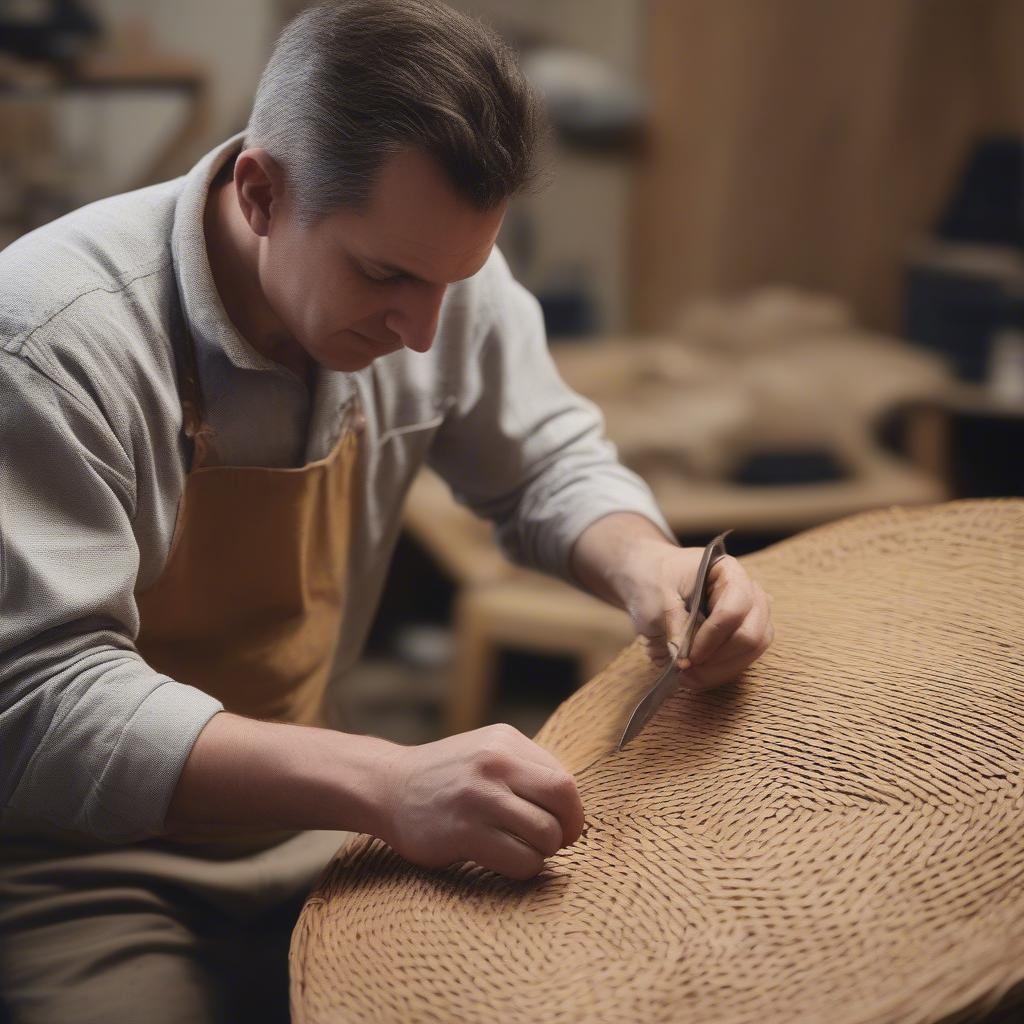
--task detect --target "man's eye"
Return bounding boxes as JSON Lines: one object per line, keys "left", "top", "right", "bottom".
{"left": 361, "top": 265, "right": 400, "bottom": 283}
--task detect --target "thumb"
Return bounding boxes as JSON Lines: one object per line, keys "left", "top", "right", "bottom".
{"left": 664, "top": 592, "right": 691, "bottom": 658}
{"left": 631, "top": 588, "right": 690, "bottom": 664}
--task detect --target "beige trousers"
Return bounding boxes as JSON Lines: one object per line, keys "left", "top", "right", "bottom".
{"left": 0, "top": 829, "right": 352, "bottom": 1024}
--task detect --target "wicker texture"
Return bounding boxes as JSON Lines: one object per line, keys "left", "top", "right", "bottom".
{"left": 292, "top": 500, "right": 1024, "bottom": 1024}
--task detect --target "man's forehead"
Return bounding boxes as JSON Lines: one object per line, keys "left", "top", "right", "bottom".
{"left": 338, "top": 148, "right": 507, "bottom": 285}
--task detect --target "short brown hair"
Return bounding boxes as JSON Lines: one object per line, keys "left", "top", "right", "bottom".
{"left": 245, "top": 0, "right": 546, "bottom": 222}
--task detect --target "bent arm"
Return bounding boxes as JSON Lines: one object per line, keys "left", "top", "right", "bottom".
{"left": 166, "top": 711, "right": 589, "bottom": 882}
{"left": 429, "top": 253, "right": 674, "bottom": 585}
{"left": 1, "top": 350, "right": 221, "bottom": 842}
{"left": 164, "top": 712, "right": 396, "bottom": 836}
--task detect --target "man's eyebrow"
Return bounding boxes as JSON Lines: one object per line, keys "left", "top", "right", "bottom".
{"left": 364, "top": 257, "right": 426, "bottom": 282}
{"left": 361, "top": 254, "right": 481, "bottom": 286}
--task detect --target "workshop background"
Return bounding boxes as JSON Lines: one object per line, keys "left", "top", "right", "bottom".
{"left": 2, "top": 0, "right": 1022, "bottom": 744}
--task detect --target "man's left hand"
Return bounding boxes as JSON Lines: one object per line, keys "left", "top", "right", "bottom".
{"left": 619, "top": 540, "right": 774, "bottom": 689}
{"left": 571, "top": 514, "right": 774, "bottom": 690}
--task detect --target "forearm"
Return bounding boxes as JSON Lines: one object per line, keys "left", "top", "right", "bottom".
{"left": 569, "top": 511, "right": 681, "bottom": 607}
{"left": 164, "top": 711, "right": 400, "bottom": 837}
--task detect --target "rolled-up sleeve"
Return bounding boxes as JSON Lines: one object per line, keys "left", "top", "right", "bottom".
{"left": 428, "top": 255, "right": 674, "bottom": 584}
{"left": 0, "top": 348, "right": 222, "bottom": 843}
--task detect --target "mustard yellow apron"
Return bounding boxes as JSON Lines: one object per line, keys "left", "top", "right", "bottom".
{"left": 0, "top": 329, "right": 361, "bottom": 1024}
{"left": 136, "top": 324, "right": 360, "bottom": 728}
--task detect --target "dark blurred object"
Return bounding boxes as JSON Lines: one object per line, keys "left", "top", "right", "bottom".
{"left": 905, "top": 241, "right": 1024, "bottom": 382}
{"left": 905, "top": 136, "right": 1024, "bottom": 384}
{"left": 937, "top": 137, "right": 1024, "bottom": 249}
{"left": 731, "top": 450, "right": 848, "bottom": 487}
{"left": 0, "top": 15, "right": 208, "bottom": 245}
{"left": 510, "top": 44, "right": 648, "bottom": 336}
{"left": 904, "top": 135, "right": 1024, "bottom": 498}
{"left": 0, "top": 0, "right": 100, "bottom": 65}
{"left": 948, "top": 407, "right": 1024, "bottom": 496}
{"left": 537, "top": 289, "right": 597, "bottom": 338}
{"left": 536, "top": 266, "right": 597, "bottom": 338}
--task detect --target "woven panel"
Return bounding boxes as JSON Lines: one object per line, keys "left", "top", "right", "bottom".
{"left": 292, "top": 500, "right": 1024, "bottom": 1024}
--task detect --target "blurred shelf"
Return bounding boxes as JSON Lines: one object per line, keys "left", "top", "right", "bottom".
{"left": 946, "top": 383, "right": 1024, "bottom": 419}
{"left": 642, "top": 454, "right": 944, "bottom": 535}
{"left": 0, "top": 47, "right": 209, "bottom": 196}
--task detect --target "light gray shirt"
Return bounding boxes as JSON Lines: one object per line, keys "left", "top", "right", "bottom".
{"left": 0, "top": 134, "right": 672, "bottom": 843}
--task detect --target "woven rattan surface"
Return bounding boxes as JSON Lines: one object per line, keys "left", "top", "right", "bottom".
{"left": 292, "top": 500, "right": 1024, "bottom": 1024}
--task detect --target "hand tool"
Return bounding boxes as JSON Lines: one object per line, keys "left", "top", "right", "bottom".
{"left": 615, "top": 529, "right": 732, "bottom": 752}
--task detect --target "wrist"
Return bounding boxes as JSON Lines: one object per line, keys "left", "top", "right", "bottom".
{"left": 571, "top": 512, "right": 677, "bottom": 607}
{"left": 603, "top": 532, "right": 681, "bottom": 607}
{"left": 322, "top": 730, "right": 407, "bottom": 840}
{"left": 165, "top": 713, "right": 412, "bottom": 837}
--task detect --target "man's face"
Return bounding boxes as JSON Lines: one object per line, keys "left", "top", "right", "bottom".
{"left": 256, "top": 148, "right": 507, "bottom": 372}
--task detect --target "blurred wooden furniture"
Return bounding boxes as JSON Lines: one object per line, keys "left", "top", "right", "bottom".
{"left": 404, "top": 305, "right": 955, "bottom": 736}
{"left": 69, "top": 23, "right": 210, "bottom": 189}
{"left": 450, "top": 578, "right": 633, "bottom": 735}
{"left": 0, "top": 25, "right": 208, "bottom": 239}
{"left": 404, "top": 470, "right": 633, "bottom": 735}
{"left": 551, "top": 314, "right": 952, "bottom": 533}
{"left": 0, "top": 90, "right": 60, "bottom": 245}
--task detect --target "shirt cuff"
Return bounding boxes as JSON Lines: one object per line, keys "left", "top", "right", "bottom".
{"left": 502, "top": 469, "right": 676, "bottom": 587}
{"left": 89, "top": 679, "right": 224, "bottom": 842}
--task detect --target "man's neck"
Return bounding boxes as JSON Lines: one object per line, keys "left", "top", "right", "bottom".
{"left": 203, "top": 169, "right": 314, "bottom": 382}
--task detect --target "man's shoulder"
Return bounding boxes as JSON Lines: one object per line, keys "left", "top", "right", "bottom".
{"left": 0, "top": 177, "right": 182, "bottom": 347}
{"left": 0, "top": 179, "right": 185, "bottom": 447}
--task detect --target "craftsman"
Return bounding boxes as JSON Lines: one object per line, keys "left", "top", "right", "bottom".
{"left": 0, "top": 1, "right": 772, "bottom": 1020}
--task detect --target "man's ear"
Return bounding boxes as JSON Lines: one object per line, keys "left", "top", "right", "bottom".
{"left": 233, "top": 148, "right": 288, "bottom": 237}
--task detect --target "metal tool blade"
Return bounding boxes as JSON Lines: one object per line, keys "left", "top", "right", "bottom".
{"left": 614, "top": 529, "right": 732, "bottom": 753}
{"left": 613, "top": 656, "right": 684, "bottom": 752}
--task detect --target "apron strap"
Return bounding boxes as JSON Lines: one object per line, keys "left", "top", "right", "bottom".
{"left": 170, "top": 293, "right": 218, "bottom": 469}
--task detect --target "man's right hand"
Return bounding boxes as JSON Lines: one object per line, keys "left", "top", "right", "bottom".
{"left": 164, "top": 714, "right": 582, "bottom": 881}
{"left": 373, "top": 724, "right": 585, "bottom": 880}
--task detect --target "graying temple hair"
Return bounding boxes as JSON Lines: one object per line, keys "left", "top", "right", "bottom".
{"left": 245, "top": 0, "right": 545, "bottom": 223}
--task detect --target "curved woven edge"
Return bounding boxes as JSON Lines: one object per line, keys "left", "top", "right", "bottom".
{"left": 291, "top": 498, "right": 1024, "bottom": 1024}
{"left": 290, "top": 895, "right": 324, "bottom": 1024}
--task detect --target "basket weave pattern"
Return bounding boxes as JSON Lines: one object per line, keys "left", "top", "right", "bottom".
{"left": 292, "top": 500, "right": 1024, "bottom": 1024}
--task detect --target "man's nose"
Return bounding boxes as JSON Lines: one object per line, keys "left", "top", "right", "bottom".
{"left": 384, "top": 281, "right": 447, "bottom": 353}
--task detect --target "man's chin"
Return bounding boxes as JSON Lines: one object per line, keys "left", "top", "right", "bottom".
{"left": 314, "top": 351, "right": 376, "bottom": 372}
{"left": 312, "top": 331, "right": 401, "bottom": 371}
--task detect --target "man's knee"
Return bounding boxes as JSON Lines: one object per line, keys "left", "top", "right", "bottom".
{"left": 1, "top": 914, "right": 219, "bottom": 1024}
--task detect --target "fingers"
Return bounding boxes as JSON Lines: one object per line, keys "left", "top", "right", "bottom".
{"left": 389, "top": 725, "right": 588, "bottom": 882}
{"left": 460, "top": 725, "right": 584, "bottom": 847}
{"left": 633, "top": 594, "right": 692, "bottom": 670}
{"left": 471, "top": 728, "right": 585, "bottom": 847}
{"left": 660, "top": 596, "right": 689, "bottom": 659}
{"left": 680, "top": 633, "right": 772, "bottom": 689}
{"left": 502, "top": 759, "right": 585, "bottom": 846}
{"left": 624, "top": 546, "right": 702, "bottom": 662}
{"left": 469, "top": 722, "right": 565, "bottom": 776}
{"left": 467, "top": 743, "right": 585, "bottom": 880}
{"left": 686, "top": 556, "right": 751, "bottom": 664}
{"left": 473, "top": 826, "right": 548, "bottom": 881}
{"left": 638, "top": 632, "right": 677, "bottom": 668}
{"left": 687, "top": 560, "right": 771, "bottom": 670}
{"left": 487, "top": 794, "right": 565, "bottom": 860}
